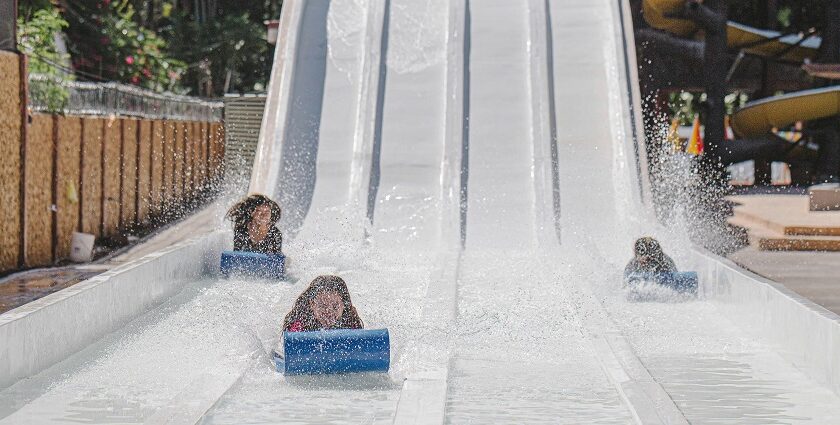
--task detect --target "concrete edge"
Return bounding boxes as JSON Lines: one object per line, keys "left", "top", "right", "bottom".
{"left": 248, "top": 0, "right": 304, "bottom": 194}
{"left": 392, "top": 368, "right": 449, "bottom": 425}
{"left": 145, "top": 354, "right": 257, "bottom": 425}
{"left": 390, "top": 1, "right": 468, "bottom": 421}
{"left": 690, "top": 246, "right": 840, "bottom": 397}
{"left": 0, "top": 231, "right": 226, "bottom": 390}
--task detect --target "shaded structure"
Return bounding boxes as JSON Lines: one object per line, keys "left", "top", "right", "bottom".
{"left": 632, "top": 0, "right": 840, "bottom": 185}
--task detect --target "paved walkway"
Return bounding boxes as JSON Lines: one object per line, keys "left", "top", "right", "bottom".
{"left": 102, "top": 201, "right": 224, "bottom": 267}
{"left": 729, "top": 247, "right": 840, "bottom": 315}
{"left": 0, "top": 200, "right": 226, "bottom": 314}
{"left": 726, "top": 192, "right": 840, "bottom": 316}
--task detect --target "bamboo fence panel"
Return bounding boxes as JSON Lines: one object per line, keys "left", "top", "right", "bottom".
{"left": 24, "top": 114, "right": 53, "bottom": 266}
{"left": 194, "top": 122, "right": 203, "bottom": 191}
{"left": 101, "top": 118, "right": 121, "bottom": 236}
{"left": 55, "top": 116, "right": 81, "bottom": 260}
{"left": 182, "top": 121, "right": 193, "bottom": 198}
{"left": 173, "top": 122, "right": 185, "bottom": 202}
{"left": 137, "top": 120, "right": 152, "bottom": 223}
{"left": 120, "top": 119, "right": 138, "bottom": 226}
{"left": 80, "top": 118, "right": 103, "bottom": 236}
{"left": 0, "top": 51, "right": 22, "bottom": 272}
{"left": 162, "top": 121, "right": 176, "bottom": 209}
{"left": 150, "top": 120, "right": 165, "bottom": 214}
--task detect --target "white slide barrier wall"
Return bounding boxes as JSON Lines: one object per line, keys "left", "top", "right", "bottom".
{"left": 0, "top": 232, "right": 227, "bottom": 390}
{"left": 691, "top": 248, "right": 840, "bottom": 397}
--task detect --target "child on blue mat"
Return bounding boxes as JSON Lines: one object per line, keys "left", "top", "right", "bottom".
{"left": 283, "top": 275, "right": 364, "bottom": 332}
{"left": 624, "top": 237, "right": 677, "bottom": 278}
{"left": 226, "top": 194, "right": 283, "bottom": 255}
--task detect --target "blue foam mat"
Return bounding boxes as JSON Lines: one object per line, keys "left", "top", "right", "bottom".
{"left": 625, "top": 271, "right": 699, "bottom": 294}
{"left": 220, "top": 250, "right": 285, "bottom": 279}
{"left": 276, "top": 329, "right": 390, "bottom": 375}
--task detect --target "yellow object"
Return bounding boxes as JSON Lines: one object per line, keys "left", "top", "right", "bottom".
{"left": 724, "top": 115, "right": 734, "bottom": 141}
{"left": 731, "top": 86, "right": 840, "bottom": 138}
{"left": 686, "top": 115, "right": 703, "bottom": 155}
{"left": 642, "top": 0, "right": 697, "bottom": 38}
{"left": 727, "top": 22, "right": 819, "bottom": 63}
{"left": 66, "top": 181, "right": 78, "bottom": 204}
{"left": 666, "top": 118, "right": 681, "bottom": 151}
{"left": 775, "top": 130, "right": 803, "bottom": 143}
{"left": 642, "top": 0, "right": 821, "bottom": 62}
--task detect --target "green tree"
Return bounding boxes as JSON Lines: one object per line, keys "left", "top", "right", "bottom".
{"left": 17, "top": 7, "right": 72, "bottom": 112}
{"left": 62, "top": 0, "right": 184, "bottom": 91}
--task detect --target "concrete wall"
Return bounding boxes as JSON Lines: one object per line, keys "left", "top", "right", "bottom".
{"left": 690, "top": 248, "right": 840, "bottom": 397}
{"left": 0, "top": 231, "right": 226, "bottom": 390}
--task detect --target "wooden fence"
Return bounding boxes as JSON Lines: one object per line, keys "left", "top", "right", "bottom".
{"left": 0, "top": 51, "right": 226, "bottom": 274}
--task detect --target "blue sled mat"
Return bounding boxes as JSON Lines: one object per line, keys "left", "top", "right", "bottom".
{"left": 625, "top": 271, "right": 699, "bottom": 294}
{"left": 220, "top": 250, "right": 285, "bottom": 279}
{"left": 274, "top": 329, "right": 390, "bottom": 375}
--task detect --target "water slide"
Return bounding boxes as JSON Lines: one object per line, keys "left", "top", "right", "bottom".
{"left": 643, "top": 0, "right": 822, "bottom": 63}
{"left": 3, "top": 0, "right": 840, "bottom": 423}
{"left": 731, "top": 86, "right": 840, "bottom": 138}
{"left": 643, "top": 0, "right": 837, "bottom": 151}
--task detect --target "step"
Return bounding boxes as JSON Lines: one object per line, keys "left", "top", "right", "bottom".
{"left": 733, "top": 208, "right": 840, "bottom": 236}
{"left": 728, "top": 195, "right": 840, "bottom": 236}
{"left": 749, "top": 226, "right": 840, "bottom": 252}
{"left": 727, "top": 214, "right": 840, "bottom": 251}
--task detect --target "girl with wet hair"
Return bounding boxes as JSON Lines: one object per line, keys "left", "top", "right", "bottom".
{"left": 226, "top": 194, "right": 283, "bottom": 255}
{"left": 624, "top": 236, "right": 677, "bottom": 277}
{"left": 283, "top": 275, "right": 364, "bottom": 332}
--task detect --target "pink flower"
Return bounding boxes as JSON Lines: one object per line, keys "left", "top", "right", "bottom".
{"left": 142, "top": 68, "right": 152, "bottom": 78}
{"left": 125, "top": 56, "right": 134, "bottom": 65}
{"left": 130, "top": 76, "right": 140, "bottom": 84}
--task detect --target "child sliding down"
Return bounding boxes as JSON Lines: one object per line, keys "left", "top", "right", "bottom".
{"left": 283, "top": 275, "right": 364, "bottom": 332}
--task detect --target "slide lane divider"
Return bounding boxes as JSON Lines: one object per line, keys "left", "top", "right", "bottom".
{"left": 559, "top": 244, "right": 688, "bottom": 424}
{"left": 249, "top": 0, "right": 305, "bottom": 195}
{"left": 349, "top": 0, "right": 389, "bottom": 235}
{"left": 183, "top": 3, "right": 393, "bottom": 423}
{"left": 527, "top": 0, "right": 562, "bottom": 248}
{"left": 532, "top": 1, "right": 685, "bottom": 422}
{"left": 392, "top": 0, "right": 468, "bottom": 423}
{"left": 144, "top": 354, "right": 259, "bottom": 425}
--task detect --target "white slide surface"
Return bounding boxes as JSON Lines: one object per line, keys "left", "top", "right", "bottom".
{"left": 2, "top": 0, "right": 840, "bottom": 424}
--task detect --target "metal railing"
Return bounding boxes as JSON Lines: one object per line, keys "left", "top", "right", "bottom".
{"left": 28, "top": 74, "right": 224, "bottom": 122}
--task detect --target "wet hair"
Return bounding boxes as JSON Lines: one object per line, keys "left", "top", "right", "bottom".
{"left": 634, "top": 237, "right": 663, "bottom": 258}
{"left": 226, "top": 194, "right": 282, "bottom": 229}
{"left": 283, "top": 275, "right": 364, "bottom": 332}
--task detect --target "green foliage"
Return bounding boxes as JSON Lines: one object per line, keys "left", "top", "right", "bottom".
{"left": 63, "top": 0, "right": 184, "bottom": 91}
{"left": 17, "top": 7, "right": 71, "bottom": 112}
{"left": 19, "top": 0, "right": 275, "bottom": 96}
{"left": 777, "top": 7, "right": 792, "bottom": 28}
{"left": 726, "top": 0, "right": 826, "bottom": 31}
{"left": 161, "top": 12, "right": 269, "bottom": 96}
{"left": 668, "top": 91, "right": 749, "bottom": 125}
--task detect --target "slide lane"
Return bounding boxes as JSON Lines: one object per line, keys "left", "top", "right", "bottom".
{"left": 444, "top": 0, "right": 635, "bottom": 422}
{"left": 3, "top": 1, "right": 840, "bottom": 424}
{"left": 203, "top": 0, "right": 455, "bottom": 423}
{"left": 0, "top": 1, "right": 450, "bottom": 423}
{"left": 547, "top": 2, "right": 840, "bottom": 424}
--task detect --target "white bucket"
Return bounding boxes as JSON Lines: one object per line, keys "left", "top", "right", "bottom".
{"left": 70, "top": 232, "right": 96, "bottom": 263}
